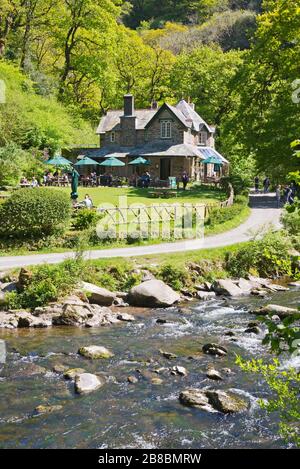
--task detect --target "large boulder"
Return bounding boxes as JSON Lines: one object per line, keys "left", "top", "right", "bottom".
{"left": 202, "top": 343, "right": 228, "bottom": 357}
{"left": 78, "top": 281, "right": 116, "bottom": 306}
{"left": 212, "top": 279, "right": 246, "bottom": 297}
{"left": 251, "top": 304, "right": 299, "bottom": 319}
{"left": 179, "top": 389, "right": 248, "bottom": 414}
{"left": 128, "top": 280, "right": 180, "bottom": 308}
{"left": 16, "top": 311, "right": 52, "bottom": 328}
{"left": 78, "top": 345, "right": 114, "bottom": 359}
{"left": 0, "top": 312, "right": 18, "bottom": 329}
{"left": 179, "top": 389, "right": 216, "bottom": 413}
{"left": 53, "top": 303, "right": 91, "bottom": 326}
{"left": 75, "top": 373, "right": 104, "bottom": 394}
{"left": 205, "top": 390, "right": 248, "bottom": 414}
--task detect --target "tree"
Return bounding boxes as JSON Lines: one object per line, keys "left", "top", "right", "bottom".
{"left": 170, "top": 45, "right": 243, "bottom": 126}
{"left": 231, "top": 0, "right": 300, "bottom": 178}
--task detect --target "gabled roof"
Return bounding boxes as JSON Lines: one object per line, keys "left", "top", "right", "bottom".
{"left": 96, "top": 109, "right": 156, "bottom": 134}
{"left": 97, "top": 99, "right": 215, "bottom": 135}
{"left": 175, "top": 100, "right": 214, "bottom": 133}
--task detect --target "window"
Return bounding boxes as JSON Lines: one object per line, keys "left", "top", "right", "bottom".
{"left": 199, "top": 131, "right": 207, "bottom": 145}
{"left": 110, "top": 131, "right": 116, "bottom": 143}
{"left": 161, "top": 120, "right": 172, "bottom": 139}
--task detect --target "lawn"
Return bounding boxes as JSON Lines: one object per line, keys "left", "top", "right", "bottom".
{"left": 52, "top": 184, "right": 226, "bottom": 207}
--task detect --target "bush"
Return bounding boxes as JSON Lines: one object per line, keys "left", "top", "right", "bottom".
{"left": 158, "top": 264, "right": 190, "bottom": 290}
{"left": 0, "top": 188, "right": 71, "bottom": 238}
{"left": 205, "top": 195, "right": 248, "bottom": 228}
{"left": 72, "top": 209, "right": 102, "bottom": 231}
{"left": 282, "top": 201, "right": 300, "bottom": 235}
{"left": 226, "top": 231, "right": 293, "bottom": 278}
{"left": 6, "top": 259, "right": 84, "bottom": 309}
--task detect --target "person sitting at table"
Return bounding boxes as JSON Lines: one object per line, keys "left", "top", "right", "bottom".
{"left": 84, "top": 194, "right": 93, "bottom": 209}
{"left": 20, "top": 176, "right": 28, "bottom": 185}
{"left": 31, "top": 177, "right": 39, "bottom": 187}
{"left": 91, "top": 171, "right": 97, "bottom": 186}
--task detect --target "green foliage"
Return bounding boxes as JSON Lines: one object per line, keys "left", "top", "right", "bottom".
{"left": 236, "top": 357, "right": 300, "bottom": 447}
{"left": 158, "top": 264, "right": 190, "bottom": 290}
{"left": 6, "top": 259, "right": 84, "bottom": 309}
{"left": 72, "top": 209, "right": 102, "bottom": 231}
{"left": 226, "top": 231, "right": 293, "bottom": 278}
{"left": 0, "top": 143, "right": 37, "bottom": 186}
{"left": 0, "top": 61, "right": 96, "bottom": 152}
{"left": 206, "top": 195, "right": 248, "bottom": 227}
{"left": 0, "top": 188, "right": 71, "bottom": 238}
{"left": 261, "top": 314, "right": 300, "bottom": 356}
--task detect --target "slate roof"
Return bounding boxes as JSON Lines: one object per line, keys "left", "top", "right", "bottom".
{"left": 97, "top": 100, "right": 215, "bottom": 134}
{"left": 81, "top": 143, "right": 228, "bottom": 163}
{"left": 96, "top": 109, "right": 157, "bottom": 134}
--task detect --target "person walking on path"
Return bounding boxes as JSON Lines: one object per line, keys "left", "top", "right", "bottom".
{"left": 254, "top": 176, "right": 260, "bottom": 193}
{"left": 263, "top": 177, "right": 270, "bottom": 194}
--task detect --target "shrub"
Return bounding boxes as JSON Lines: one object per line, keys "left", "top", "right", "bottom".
{"left": 0, "top": 188, "right": 71, "bottom": 238}
{"left": 5, "top": 259, "right": 84, "bottom": 309}
{"left": 226, "top": 231, "right": 293, "bottom": 278}
{"left": 158, "top": 264, "right": 190, "bottom": 290}
{"left": 72, "top": 209, "right": 102, "bottom": 231}
{"left": 282, "top": 200, "right": 300, "bottom": 236}
{"left": 205, "top": 195, "right": 248, "bottom": 228}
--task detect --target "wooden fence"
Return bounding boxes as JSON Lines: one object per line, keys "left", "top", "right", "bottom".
{"left": 98, "top": 184, "right": 234, "bottom": 227}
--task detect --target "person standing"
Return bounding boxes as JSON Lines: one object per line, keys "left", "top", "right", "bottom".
{"left": 254, "top": 176, "right": 260, "bottom": 193}
{"left": 263, "top": 176, "right": 270, "bottom": 193}
{"left": 182, "top": 172, "right": 189, "bottom": 190}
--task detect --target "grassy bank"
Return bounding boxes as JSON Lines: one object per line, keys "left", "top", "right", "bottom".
{"left": 4, "top": 230, "right": 297, "bottom": 310}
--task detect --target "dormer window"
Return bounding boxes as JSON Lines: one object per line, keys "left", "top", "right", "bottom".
{"left": 110, "top": 131, "right": 116, "bottom": 143}
{"left": 199, "top": 131, "right": 207, "bottom": 145}
{"left": 161, "top": 120, "right": 172, "bottom": 139}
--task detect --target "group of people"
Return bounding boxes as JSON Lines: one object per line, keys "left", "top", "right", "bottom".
{"left": 254, "top": 176, "right": 298, "bottom": 207}
{"left": 20, "top": 176, "right": 39, "bottom": 187}
{"left": 254, "top": 176, "right": 271, "bottom": 194}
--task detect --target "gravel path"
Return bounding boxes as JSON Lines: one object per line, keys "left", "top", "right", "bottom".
{"left": 0, "top": 193, "right": 282, "bottom": 270}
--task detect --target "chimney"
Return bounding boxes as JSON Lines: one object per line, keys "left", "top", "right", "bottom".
{"left": 124, "top": 94, "right": 134, "bottom": 116}
{"left": 151, "top": 100, "right": 158, "bottom": 110}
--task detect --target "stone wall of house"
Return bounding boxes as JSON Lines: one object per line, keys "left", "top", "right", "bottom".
{"left": 145, "top": 109, "right": 185, "bottom": 145}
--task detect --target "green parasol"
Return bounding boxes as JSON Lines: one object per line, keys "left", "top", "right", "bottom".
{"left": 75, "top": 156, "right": 100, "bottom": 167}
{"left": 100, "top": 157, "right": 125, "bottom": 167}
{"left": 44, "top": 156, "right": 73, "bottom": 167}
{"left": 128, "top": 157, "right": 151, "bottom": 166}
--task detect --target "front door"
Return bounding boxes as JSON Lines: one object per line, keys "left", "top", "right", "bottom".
{"left": 160, "top": 158, "right": 171, "bottom": 180}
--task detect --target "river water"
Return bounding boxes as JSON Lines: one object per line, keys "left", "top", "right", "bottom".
{"left": 0, "top": 289, "right": 299, "bottom": 449}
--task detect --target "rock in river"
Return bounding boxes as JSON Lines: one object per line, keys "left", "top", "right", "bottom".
{"left": 212, "top": 279, "right": 246, "bottom": 297}
{"left": 206, "top": 368, "right": 223, "bottom": 381}
{"left": 179, "top": 389, "right": 216, "bottom": 413}
{"left": 64, "top": 368, "right": 86, "bottom": 380}
{"left": 205, "top": 390, "right": 248, "bottom": 414}
{"left": 78, "top": 345, "right": 114, "bottom": 359}
{"left": 251, "top": 304, "right": 299, "bottom": 319}
{"left": 202, "top": 343, "right": 228, "bottom": 357}
{"left": 179, "top": 389, "right": 248, "bottom": 414}
{"left": 34, "top": 404, "right": 63, "bottom": 416}
{"left": 75, "top": 373, "right": 103, "bottom": 395}
{"left": 79, "top": 281, "right": 116, "bottom": 306}
{"left": 128, "top": 280, "right": 180, "bottom": 308}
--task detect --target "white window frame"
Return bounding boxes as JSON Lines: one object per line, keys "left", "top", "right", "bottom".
{"left": 160, "top": 120, "right": 172, "bottom": 139}
{"left": 199, "top": 131, "right": 207, "bottom": 145}
{"left": 110, "top": 131, "right": 116, "bottom": 143}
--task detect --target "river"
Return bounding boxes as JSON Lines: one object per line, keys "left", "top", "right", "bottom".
{"left": 0, "top": 289, "right": 299, "bottom": 449}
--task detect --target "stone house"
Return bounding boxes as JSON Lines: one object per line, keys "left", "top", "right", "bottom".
{"left": 80, "top": 94, "right": 229, "bottom": 181}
